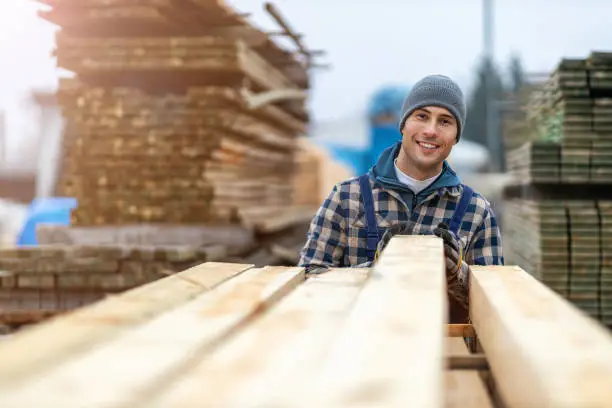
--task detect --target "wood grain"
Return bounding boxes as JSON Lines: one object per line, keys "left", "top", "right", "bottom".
{"left": 0, "top": 262, "right": 253, "bottom": 388}
{"left": 299, "top": 235, "right": 448, "bottom": 408}
{"left": 470, "top": 265, "right": 612, "bottom": 408}
{"left": 144, "top": 268, "right": 370, "bottom": 407}
{"left": 444, "top": 338, "right": 493, "bottom": 408}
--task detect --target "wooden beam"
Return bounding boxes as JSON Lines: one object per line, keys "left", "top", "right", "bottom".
{"left": 445, "top": 338, "right": 493, "bottom": 408}
{"left": 237, "top": 86, "right": 307, "bottom": 133}
{"left": 301, "top": 235, "right": 448, "bottom": 407}
{"left": 268, "top": 31, "right": 303, "bottom": 39}
{"left": 0, "top": 266, "right": 304, "bottom": 406}
{"left": 239, "top": 205, "right": 316, "bottom": 234}
{"left": 470, "top": 265, "right": 612, "bottom": 408}
{"left": 0, "top": 262, "right": 254, "bottom": 387}
{"left": 447, "top": 323, "right": 475, "bottom": 338}
{"left": 145, "top": 268, "right": 370, "bottom": 407}
{"left": 446, "top": 354, "right": 489, "bottom": 370}
{"left": 237, "top": 40, "right": 299, "bottom": 91}
{"left": 242, "top": 88, "right": 308, "bottom": 110}
{"left": 264, "top": 3, "right": 309, "bottom": 57}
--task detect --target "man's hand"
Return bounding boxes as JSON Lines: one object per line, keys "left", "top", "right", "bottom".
{"left": 376, "top": 222, "right": 414, "bottom": 258}
{"left": 433, "top": 222, "right": 470, "bottom": 322}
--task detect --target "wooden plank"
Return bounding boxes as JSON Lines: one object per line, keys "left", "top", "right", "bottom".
{"left": 239, "top": 205, "right": 316, "bottom": 233}
{"left": 302, "top": 235, "right": 448, "bottom": 407}
{"left": 0, "top": 310, "right": 59, "bottom": 325}
{"left": 470, "top": 265, "right": 612, "bottom": 408}
{"left": 447, "top": 323, "right": 475, "bottom": 338}
{"left": 144, "top": 267, "right": 370, "bottom": 407}
{"left": 444, "top": 338, "right": 493, "bottom": 408}
{"left": 447, "top": 354, "right": 488, "bottom": 370}
{"left": 0, "top": 262, "right": 253, "bottom": 387}
{"left": 0, "top": 265, "right": 304, "bottom": 407}
{"left": 237, "top": 40, "right": 299, "bottom": 91}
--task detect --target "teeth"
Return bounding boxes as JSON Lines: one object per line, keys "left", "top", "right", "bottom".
{"left": 419, "top": 142, "right": 438, "bottom": 149}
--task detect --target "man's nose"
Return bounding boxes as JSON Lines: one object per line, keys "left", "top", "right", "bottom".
{"left": 422, "top": 121, "right": 437, "bottom": 137}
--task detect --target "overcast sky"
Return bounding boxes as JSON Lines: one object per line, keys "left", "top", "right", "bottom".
{"left": 227, "top": 0, "right": 612, "bottom": 121}
{"left": 0, "top": 0, "right": 611, "bottom": 146}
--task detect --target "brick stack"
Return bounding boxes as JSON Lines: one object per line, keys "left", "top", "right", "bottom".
{"left": 42, "top": 0, "right": 310, "bottom": 225}
{"left": 503, "top": 51, "right": 612, "bottom": 328}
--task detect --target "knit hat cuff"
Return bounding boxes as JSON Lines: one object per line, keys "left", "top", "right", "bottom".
{"left": 398, "top": 99, "right": 463, "bottom": 138}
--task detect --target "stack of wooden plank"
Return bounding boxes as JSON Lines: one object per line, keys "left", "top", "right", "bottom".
{"left": 502, "top": 200, "right": 570, "bottom": 297}
{"left": 0, "top": 236, "right": 611, "bottom": 407}
{"left": 503, "top": 52, "right": 612, "bottom": 328}
{"left": 505, "top": 141, "right": 560, "bottom": 183}
{"left": 507, "top": 52, "right": 612, "bottom": 184}
{"left": 291, "top": 143, "right": 322, "bottom": 207}
{"left": 597, "top": 201, "right": 612, "bottom": 328}
{"left": 500, "top": 82, "right": 546, "bottom": 152}
{"left": 503, "top": 199, "right": 612, "bottom": 322}
{"left": 567, "top": 202, "right": 602, "bottom": 319}
{"left": 0, "top": 243, "right": 234, "bottom": 327}
{"left": 42, "top": 0, "right": 311, "bottom": 225}
{"left": 35, "top": 217, "right": 312, "bottom": 276}
{"left": 591, "top": 140, "right": 612, "bottom": 182}
{"left": 506, "top": 139, "right": 612, "bottom": 184}
{"left": 290, "top": 138, "right": 355, "bottom": 207}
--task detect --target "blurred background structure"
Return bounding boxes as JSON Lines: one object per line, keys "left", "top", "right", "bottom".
{"left": 0, "top": 0, "right": 610, "bottom": 330}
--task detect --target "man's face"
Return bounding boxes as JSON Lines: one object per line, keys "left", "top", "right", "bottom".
{"left": 400, "top": 106, "right": 458, "bottom": 172}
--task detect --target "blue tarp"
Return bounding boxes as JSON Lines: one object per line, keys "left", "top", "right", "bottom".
{"left": 17, "top": 197, "right": 77, "bottom": 246}
{"left": 326, "top": 126, "right": 401, "bottom": 176}
{"left": 320, "top": 144, "right": 368, "bottom": 175}
{"left": 318, "top": 85, "right": 410, "bottom": 176}
{"left": 367, "top": 124, "right": 402, "bottom": 171}
{"left": 367, "top": 85, "right": 410, "bottom": 122}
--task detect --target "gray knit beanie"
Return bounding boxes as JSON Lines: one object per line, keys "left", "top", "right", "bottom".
{"left": 398, "top": 75, "right": 467, "bottom": 141}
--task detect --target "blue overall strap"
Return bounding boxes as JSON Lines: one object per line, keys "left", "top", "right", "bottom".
{"left": 449, "top": 184, "right": 474, "bottom": 235}
{"left": 358, "top": 174, "right": 379, "bottom": 262}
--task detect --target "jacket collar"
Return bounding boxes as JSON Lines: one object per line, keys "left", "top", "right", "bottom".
{"left": 368, "top": 141, "right": 462, "bottom": 198}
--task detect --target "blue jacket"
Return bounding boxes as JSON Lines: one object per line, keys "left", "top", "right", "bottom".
{"left": 299, "top": 142, "right": 504, "bottom": 268}
{"left": 369, "top": 141, "right": 462, "bottom": 211}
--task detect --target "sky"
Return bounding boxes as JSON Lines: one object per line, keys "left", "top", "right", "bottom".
{"left": 0, "top": 0, "right": 611, "bottom": 156}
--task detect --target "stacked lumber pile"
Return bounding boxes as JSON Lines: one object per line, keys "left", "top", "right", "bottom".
{"left": 291, "top": 137, "right": 355, "bottom": 207}
{"left": 0, "top": 237, "right": 611, "bottom": 407}
{"left": 502, "top": 200, "right": 612, "bottom": 324}
{"left": 35, "top": 209, "right": 314, "bottom": 268}
{"left": 525, "top": 54, "right": 612, "bottom": 143}
{"left": 503, "top": 51, "right": 612, "bottom": 325}
{"left": 0, "top": 242, "right": 235, "bottom": 327}
{"left": 292, "top": 142, "right": 322, "bottom": 207}
{"left": 42, "top": 0, "right": 310, "bottom": 225}
{"left": 506, "top": 139, "right": 612, "bottom": 183}
{"left": 506, "top": 141, "right": 560, "bottom": 183}
{"left": 507, "top": 52, "right": 612, "bottom": 184}
{"left": 501, "top": 82, "right": 545, "bottom": 152}
{"left": 35, "top": 223, "right": 255, "bottom": 248}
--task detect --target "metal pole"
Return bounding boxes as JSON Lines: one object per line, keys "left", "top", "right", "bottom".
{"left": 483, "top": 0, "right": 498, "bottom": 171}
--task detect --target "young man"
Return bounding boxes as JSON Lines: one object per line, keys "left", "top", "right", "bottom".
{"left": 298, "top": 74, "right": 504, "bottom": 322}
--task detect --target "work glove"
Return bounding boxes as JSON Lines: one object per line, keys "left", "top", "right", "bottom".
{"left": 433, "top": 222, "right": 470, "bottom": 323}
{"left": 375, "top": 221, "right": 414, "bottom": 258}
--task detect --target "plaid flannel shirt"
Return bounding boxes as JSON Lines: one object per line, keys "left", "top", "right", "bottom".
{"left": 298, "top": 175, "right": 504, "bottom": 269}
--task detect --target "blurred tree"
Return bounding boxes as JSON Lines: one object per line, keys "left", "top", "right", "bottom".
{"left": 507, "top": 52, "right": 526, "bottom": 93}
{"left": 462, "top": 57, "right": 505, "bottom": 150}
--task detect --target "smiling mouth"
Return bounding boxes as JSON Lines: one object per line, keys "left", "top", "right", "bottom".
{"left": 416, "top": 141, "right": 440, "bottom": 150}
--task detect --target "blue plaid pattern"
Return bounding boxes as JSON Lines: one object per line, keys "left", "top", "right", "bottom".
{"left": 298, "top": 175, "right": 504, "bottom": 269}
